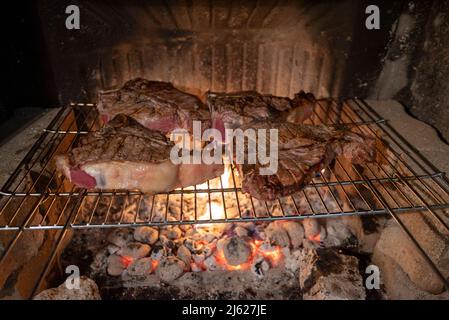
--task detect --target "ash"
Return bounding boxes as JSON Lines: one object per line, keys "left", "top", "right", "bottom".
{"left": 60, "top": 184, "right": 379, "bottom": 300}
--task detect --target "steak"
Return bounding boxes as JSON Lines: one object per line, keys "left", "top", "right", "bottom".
{"left": 207, "top": 90, "right": 316, "bottom": 140}
{"left": 98, "top": 78, "right": 210, "bottom": 135}
{"left": 55, "top": 114, "right": 223, "bottom": 193}
{"left": 236, "top": 121, "right": 376, "bottom": 200}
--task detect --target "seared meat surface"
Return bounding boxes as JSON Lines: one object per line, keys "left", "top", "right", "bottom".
{"left": 98, "top": 78, "right": 210, "bottom": 134}
{"left": 55, "top": 114, "right": 223, "bottom": 193}
{"left": 237, "top": 121, "right": 376, "bottom": 200}
{"left": 61, "top": 78, "right": 374, "bottom": 199}
{"left": 207, "top": 90, "right": 316, "bottom": 140}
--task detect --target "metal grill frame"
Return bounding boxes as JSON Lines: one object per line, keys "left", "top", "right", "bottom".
{"left": 0, "top": 98, "right": 448, "bottom": 296}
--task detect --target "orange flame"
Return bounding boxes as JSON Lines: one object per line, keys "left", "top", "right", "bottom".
{"left": 308, "top": 233, "right": 321, "bottom": 242}
{"left": 150, "top": 259, "right": 159, "bottom": 273}
{"left": 214, "top": 239, "right": 283, "bottom": 271}
{"left": 120, "top": 256, "right": 134, "bottom": 268}
{"left": 197, "top": 165, "right": 232, "bottom": 227}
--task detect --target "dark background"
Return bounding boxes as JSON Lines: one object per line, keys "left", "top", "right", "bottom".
{"left": 1, "top": 1, "right": 448, "bottom": 142}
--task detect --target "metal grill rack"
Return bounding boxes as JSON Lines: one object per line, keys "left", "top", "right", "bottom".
{"left": 0, "top": 98, "right": 448, "bottom": 295}
{"left": 1, "top": 99, "right": 449, "bottom": 228}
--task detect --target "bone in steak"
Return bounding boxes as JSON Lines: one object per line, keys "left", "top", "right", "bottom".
{"left": 207, "top": 90, "right": 316, "bottom": 139}
{"left": 55, "top": 114, "right": 223, "bottom": 193}
{"left": 98, "top": 78, "right": 210, "bottom": 134}
{"left": 237, "top": 121, "right": 376, "bottom": 200}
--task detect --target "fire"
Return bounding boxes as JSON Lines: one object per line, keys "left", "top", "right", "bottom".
{"left": 191, "top": 164, "right": 285, "bottom": 273}
{"left": 221, "top": 164, "right": 232, "bottom": 189}
{"left": 120, "top": 255, "right": 159, "bottom": 273}
{"left": 150, "top": 259, "right": 159, "bottom": 273}
{"left": 120, "top": 256, "right": 134, "bottom": 268}
{"left": 308, "top": 233, "right": 322, "bottom": 242}
{"left": 215, "top": 239, "right": 283, "bottom": 271}
{"left": 215, "top": 249, "right": 252, "bottom": 271}
{"left": 197, "top": 164, "right": 232, "bottom": 225}
{"left": 260, "top": 248, "right": 283, "bottom": 267}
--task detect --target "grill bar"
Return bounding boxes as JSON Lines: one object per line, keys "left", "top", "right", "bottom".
{"left": 0, "top": 99, "right": 448, "bottom": 230}
{"left": 1, "top": 98, "right": 449, "bottom": 299}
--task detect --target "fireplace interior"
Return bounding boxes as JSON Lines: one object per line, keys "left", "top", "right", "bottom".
{"left": 0, "top": 0, "right": 449, "bottom": 300}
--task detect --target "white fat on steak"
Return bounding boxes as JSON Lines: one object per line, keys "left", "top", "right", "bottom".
{"left": 55, "top": 114, "right": 223, "bottom": 193}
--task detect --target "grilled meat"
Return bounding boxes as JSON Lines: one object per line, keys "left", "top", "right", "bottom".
{"left": 236, "top": 121, "right": 376, "bottom": 200}
{"left": 207, "top": 90, "right": 316, "bottom": 140}
{"left": 55, "top": 114, "right": 223, "bottom": 193}
{"left": 98, "top": 78, "right": 210, "bottom": 135}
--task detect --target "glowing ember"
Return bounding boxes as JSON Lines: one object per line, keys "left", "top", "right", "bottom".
{"left": 120, "top": 256, "right": 134, "bottom": 268}
{"left": 215, "top": 239, "right": 283, "bottom": 271}
{"left": 150, "top": 259, "right": 159, "bottom": 273}
{"left": 215, "top": 248, "right": 253, "bottom": 271}
{"left": 308, "top": 233, "right": 322, "bottom": 242}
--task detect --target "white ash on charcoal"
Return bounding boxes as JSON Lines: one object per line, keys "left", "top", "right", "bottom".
{"left": 294, "top": 186, "right": 351, "bottom": 245}
{"left": 283, "top": 248, "right": 302, "bottom": 275}
{"left": 257, "top": 242, "right": 280, "bottom": 257}
{"left": 322, "top": 217, "right": 358, "bottom": 248}
{"left": 184, "top": 228, "right": 197, "bottom": 238}
{"left": 192, "top": 230, "right": 218, "bottom": 243}
{"left": 279, "top": 221, "right": 304, "bottom": 248}
{"left": 150, "top": 244, "right": 165, "bottom": 261}
{"left": 89, "top": 247, "right": 110, "bottom": 277}
{"left": 106, "top": 244, "right": 120, "bottom": 255}
{"left": 204, "top": 240, "right": 217, "bottom": 257}
{"left": 204, "top": 255, "right": 224, "bottom": 271}
{"left": 265, "top": 221, "right": 305, "bottom": 248}
{"left": 120, "top": 203, "right": 142, "bottom": 223}
{"left": 107, "top": 254, "right": 129, "bottom": 276}
{"left": 156, "top": 256, "right": 186, "bottom": 282}
{"left": 75, "top": 177, "right": 371, "bottom": 299}
{"left": 133, "top": 226, "right": 159, "bottom": 245}
{"left": 105, "top": 240, "right": 152, "bottom": 277}
{"left": 299, "top": 247, "right": 366, "bottom": 300}
{"left": 184, "top": 238, "right": 212, "bottom": 255}
{"left": 241, "top": 222, "right": 257, "bottom": 233}
{"left": 302, "top": 218, "right": 326, "bottom": 244}
{"left": 265, "top": 222, "right": 290, "bottom": 247}
{"left": 166, "top": 226, "right": 183, "bottom": 240}
{"left": 117, "top": 268, "right": 300, "bottom": 300}
{"left": 33, "top": 276, "right": 101, "bottom": 300}
{"left": 118, "top": 242, "right": 151, "bottom": 260}
{"left": 124, "top": 257, "right": 156, "bottom": 278}
{"left": 191, "top": 263, "right": 203, "bottom": 272}
{"left": 221, "top": 236, "right": 252, "bottom": 266}
{"left": 192, "top": 253, "right": 206, "bottom": 265}
{"left": 107, "top": 228, "right": 134, "bottom": 248}
{"left": 158, "top": 234, "right": 176, "bottom": 252}
{"left": 176, "top": 244, "right": 192, "bottom": 266}
{"left": 234, "top": 226, "right": 249, "bottom": 237}
{"left": 179, "top": 224, "right": 193, "bottom": 232}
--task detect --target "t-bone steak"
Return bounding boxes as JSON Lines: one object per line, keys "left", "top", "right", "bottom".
{"left": 98, "top": 78, "right": 210, "bottom": 135}
{"left": 236, "top": 121, "right": 376, "bottom": 200}
{"left": 207, "top": 90, "right": 316, "bottom": 140}
{"left": 55, "top": 114, "right": 223, "bottom": 193}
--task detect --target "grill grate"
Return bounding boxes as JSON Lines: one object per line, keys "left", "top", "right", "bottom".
{"left": 1, "top": 98, "right": 448, "bottom": 296}
{"left": 0, "top": 99, "right": 448, "bottom": 230}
